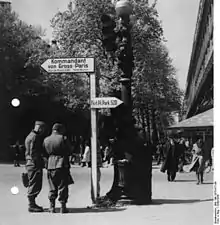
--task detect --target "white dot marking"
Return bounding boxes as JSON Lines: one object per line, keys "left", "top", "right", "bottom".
{"left": 11, "top": 186, "right": 19, "bottom": 195}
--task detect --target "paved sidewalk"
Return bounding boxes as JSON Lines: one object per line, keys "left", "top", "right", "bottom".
{"left": 0, "top": 164, "right": 213, "bottom": 225}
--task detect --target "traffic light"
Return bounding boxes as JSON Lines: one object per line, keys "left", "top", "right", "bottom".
{"left": 117, "top": 21, "right": 134, "bottom": 73}
{"left": 100, "top": 14, "right": 117, "bottom": 52}
{"left": 117, "top": 41, "right": 127, "bottom": 72}
{"left": 117, "top": 24, "right": 129, "bottom": 72}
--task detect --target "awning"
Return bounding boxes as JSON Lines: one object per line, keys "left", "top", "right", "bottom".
{"left": 168, "top": 108, "right": 213, "bottom": 129}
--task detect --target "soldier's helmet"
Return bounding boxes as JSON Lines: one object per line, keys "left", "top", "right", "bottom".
{"left": 52, "top": 123, "right": 65, "bottom": 134}
{"left": 35, "top": 121, "right": 46, "bottom": 126}
{"left": 34, "top": 121, "right": 46, "bottom": 135}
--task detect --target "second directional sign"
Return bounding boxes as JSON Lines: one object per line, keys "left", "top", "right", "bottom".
{"left": 91, "top": 97, "right": 123, "bottom": 109}
{"left": 41, "top": 57, "right": 95, "bottom": 73}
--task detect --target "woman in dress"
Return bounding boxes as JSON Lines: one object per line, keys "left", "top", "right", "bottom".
{"left": 188, "top": 138, "right": 205, "bottom": 185}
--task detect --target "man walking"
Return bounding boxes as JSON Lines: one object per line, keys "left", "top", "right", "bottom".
{"left": 161, "top": 137, "right": 179, "bottom": 182}
{"left": 25, "top": 121, "right": 47, "bottom": 213}
{"left": 44, "top": 123, "right": 73, "bottom": 213}
{"left": 156, "top": 142, "right": 164, "bottom": 165}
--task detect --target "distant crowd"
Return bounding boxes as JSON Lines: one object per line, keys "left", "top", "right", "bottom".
{"left": 12, "top": 135, "right": 116, "bottom": 169}
{"left": 154, "top": 136, "right": 213, "bottom": 184}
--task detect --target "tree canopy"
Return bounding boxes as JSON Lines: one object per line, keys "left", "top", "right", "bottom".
{"left": 0, "top": 7, "right": 52, "bottom": 100}
{"left": 50, "top": 0, "right": 183, "bottom": 137}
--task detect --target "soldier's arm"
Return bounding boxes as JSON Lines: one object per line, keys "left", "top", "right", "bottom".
{"left": 25, "top": 135, "right": 39, "bottom": 160}
{"left": 25, "top": 138, "right": 30, "bottom": 160}
{"left": 42, "top": 140, "right": 49, "bottom": 158}
{"left": 41, "top": 140, "right": 49, "bottom": 169}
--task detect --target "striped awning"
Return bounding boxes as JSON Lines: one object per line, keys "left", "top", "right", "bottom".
{"left": 168, "top": 108, "right": 213, "bottom": 129}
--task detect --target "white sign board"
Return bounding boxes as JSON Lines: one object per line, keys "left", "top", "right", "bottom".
{"left": 91, "top": 97, "right": 123, "bottom": 109}
{"left": 41, "top": 57, "right": 95, "bottom": 73}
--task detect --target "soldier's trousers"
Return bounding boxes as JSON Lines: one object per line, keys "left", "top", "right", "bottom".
{"left": 47, "top": 168, "right": 69, "bottom": 203}
{"left": 26, "top": 167, "right": 43, "bottom": 199}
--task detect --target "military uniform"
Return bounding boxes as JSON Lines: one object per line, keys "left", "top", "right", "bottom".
{"left": 44, "top": 123, "right": 72, "bottom": 213}
{"left": 25, "top": 121, "right": 46, "bottom": 212}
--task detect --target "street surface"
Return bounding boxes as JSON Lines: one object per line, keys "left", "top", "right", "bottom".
{"left": 0, "top": 163, "right": 213, "bottom": 225}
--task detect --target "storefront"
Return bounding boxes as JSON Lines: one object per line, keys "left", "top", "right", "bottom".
{"left": 168, "top": 108, "right": 213, "bottom": 142}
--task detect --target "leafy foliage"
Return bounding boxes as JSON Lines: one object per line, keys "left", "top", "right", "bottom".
{"left": 0, "top": 8, "right": 52, "bottom": 98}
{"left": 49, "top": 0, "right": 183, "bottom": 138}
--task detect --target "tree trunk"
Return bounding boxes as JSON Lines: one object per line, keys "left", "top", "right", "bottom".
{"left": 0, "top": 86, "right": 12, "bottom": 161}
{"left": 145, "top": 104, "right": 151, "bottom": 145}
{"left": 140, "top": 107, "right": 147, "bottom": 142}
{"left": 151, "top": 107, "right": 159, "bottom": 146}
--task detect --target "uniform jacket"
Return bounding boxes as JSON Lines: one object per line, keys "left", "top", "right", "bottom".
{"left": 25, "top": 130, "right": 45, "bottom": 169}
{"left": 44, "top": 132, "right": 71, "bottom": 170}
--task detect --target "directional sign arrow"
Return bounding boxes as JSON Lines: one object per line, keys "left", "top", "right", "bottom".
{"left": 41, "top": 57, "right": 95, "bottom": 73}
{"left": 91, "top": 97, "right": 123, "bottom": 109}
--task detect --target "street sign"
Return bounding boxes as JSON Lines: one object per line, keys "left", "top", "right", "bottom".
{"left": 41, "top": 57, "right": 95, "bottom": 73}
{"left": 91, "top": 97, "right": 123, "bottom": 109}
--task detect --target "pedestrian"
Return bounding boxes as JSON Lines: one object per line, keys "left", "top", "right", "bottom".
{"left": 177, "top": 138, "right": 186, "bottom": 172}
{"left": 160, "top": 137, "right": 179, "bottom": 182}
{"left": 188, "top": 138, "right": 205, "bottom": 185}
{"left": 103, "top": 144, "right": 110, "bottom": 166}
{"left": 156, "top": 142, "right": 164, "bottom": 165}
{"left": 108, "top": 138, "right": 115, "bottom": 165}
{"left": 81, "top": 140, "right": 91, "bottom": 167}
{"left": 12, "top": 140, "right": 21, "bottom": 167}
{"left": 211, "top": 147, "right": 214, "bottom": 171}
{"left": 185, "top": 138, "right": 190, "bottom": 150}
{"left": 203, "top": 136, "right": 213, "bottom": 172}
{"left": 69, "top": 137, "right": 76, "bottom": 165}
{"left": 79, "top": 136, "right": 84, "bottom": 165}
{"left": 44, "top": 123, "right": 73, "bottom": 213}
{"left": 25, "top": 121, "right": 47, "bottom": 212}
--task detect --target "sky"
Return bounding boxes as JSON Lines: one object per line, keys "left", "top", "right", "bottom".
{"left": 11, "top": 0, "right": 200, "bottom": 91}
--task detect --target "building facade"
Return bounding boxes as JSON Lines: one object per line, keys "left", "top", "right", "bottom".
{"left": 184, "top": 0, "right": 213, "bottom": 119}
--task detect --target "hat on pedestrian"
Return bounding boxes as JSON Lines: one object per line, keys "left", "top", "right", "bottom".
{"left": 35, "top": 121, "right": 46, "bottom": 126}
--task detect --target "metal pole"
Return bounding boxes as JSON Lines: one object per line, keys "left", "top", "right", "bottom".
{"left": 90, "top": 72, "right": 97, "bottom": 202}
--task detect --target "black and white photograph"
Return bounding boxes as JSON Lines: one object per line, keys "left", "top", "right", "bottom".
{"left": 0, "top": 0, "right": 216, "bottom": 224}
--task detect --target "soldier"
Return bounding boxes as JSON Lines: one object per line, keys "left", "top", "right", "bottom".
{"left": 25, "top": 121, "right": 47, "bottom": 213}
{"left": 44, "top": 123, "right": 73, "bottom": 213}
